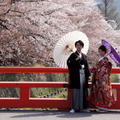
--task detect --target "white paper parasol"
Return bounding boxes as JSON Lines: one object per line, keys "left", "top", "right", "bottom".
{"left": 53, "top": 31, "right": 89, "bottom": 68}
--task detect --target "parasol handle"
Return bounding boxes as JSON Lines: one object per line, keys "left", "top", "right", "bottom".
{"left": 66, "top": 45, "right": 79, "bottom": 57}
{"left": 106, "top": 52, "right": 112, "bottom": 56}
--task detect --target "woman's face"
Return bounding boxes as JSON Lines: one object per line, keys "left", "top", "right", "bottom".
{"left": 98, "top": 49, "right": 106, "bottom": 57}
{"left": 75, "top": 43, "right": 83, "bottom": 52}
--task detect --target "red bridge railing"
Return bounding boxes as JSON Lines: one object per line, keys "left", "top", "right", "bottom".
{"left": 0, "top": 67, "right": 119, "bottom": 109}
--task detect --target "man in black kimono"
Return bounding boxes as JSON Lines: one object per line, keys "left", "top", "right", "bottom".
{"left": 67, "top": 40, "right": 91, "bottom": 113}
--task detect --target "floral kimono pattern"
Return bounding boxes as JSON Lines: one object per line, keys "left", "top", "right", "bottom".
{"left": 88, "top": 57, "right": 115, "bottom": 108}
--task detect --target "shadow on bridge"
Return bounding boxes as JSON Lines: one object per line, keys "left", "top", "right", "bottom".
{"left": 0, "top": 110, "right": 120, "bottom": 119}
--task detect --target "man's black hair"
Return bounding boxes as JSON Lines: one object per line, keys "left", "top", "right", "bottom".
{"left": 75, "top": 40, "right": 84, "bottom": 47}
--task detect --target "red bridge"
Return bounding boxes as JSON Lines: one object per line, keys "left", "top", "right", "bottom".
{"left": 0, "top": 67, "right": 119, "bottom": 110}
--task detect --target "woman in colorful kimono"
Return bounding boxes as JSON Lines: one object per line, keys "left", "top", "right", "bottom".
{"left": 88, "top": 45, "right": 115, "bottom": 112}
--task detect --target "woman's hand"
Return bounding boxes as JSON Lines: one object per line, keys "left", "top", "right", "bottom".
{"left": 91, "top": 66, "right": 97, "bottom": 73}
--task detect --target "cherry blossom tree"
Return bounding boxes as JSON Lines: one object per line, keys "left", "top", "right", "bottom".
{"left": 0, "top": 0, "right": 120, "bottom": 67}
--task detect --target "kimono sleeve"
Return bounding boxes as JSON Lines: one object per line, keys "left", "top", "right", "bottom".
{"left": 67, "top": 53, "right": 77, "bottom": 68}
{"left": 83, "top": 55, "right": 91, "bottom": 77}
{"left": 99, "top": 59, "right": 112, "bottom": 76}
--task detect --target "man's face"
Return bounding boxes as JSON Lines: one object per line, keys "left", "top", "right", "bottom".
{"left": 75, "top": 43, "right": 83, "bottom": 52}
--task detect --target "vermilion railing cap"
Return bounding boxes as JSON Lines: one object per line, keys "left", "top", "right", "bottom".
{"left": 0, "top": 67, "right": 68, "bottom": 73}
{"left": 0, "top": 67, "right": 119, "bottom": 74}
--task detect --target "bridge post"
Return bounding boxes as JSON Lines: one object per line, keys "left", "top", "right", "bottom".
{"left": 20, "top": 88, "right": 30, "bottom": 101}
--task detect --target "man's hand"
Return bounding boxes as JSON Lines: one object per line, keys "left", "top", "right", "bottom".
{"left": 76, "top": 56, "right": 81, "bottom": 61}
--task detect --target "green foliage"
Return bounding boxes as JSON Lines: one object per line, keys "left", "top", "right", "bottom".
{"left": 52, "top": 93, "right": 67, "bottom": 98}
{"left": 30, "top": 88, "right": 66, "bottom": 98}
{"left": 44, "top": 73, "right": 68, "bottom": 82}
{"left": 110, "top": 74, "right": 119, "bottom": 83}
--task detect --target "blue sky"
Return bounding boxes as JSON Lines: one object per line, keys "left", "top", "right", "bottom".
{"left": 114, "top": 0, "right": 120, "bottom": 13}
{"left": 95, "top": 0, "right": 120, "bottom": 14}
